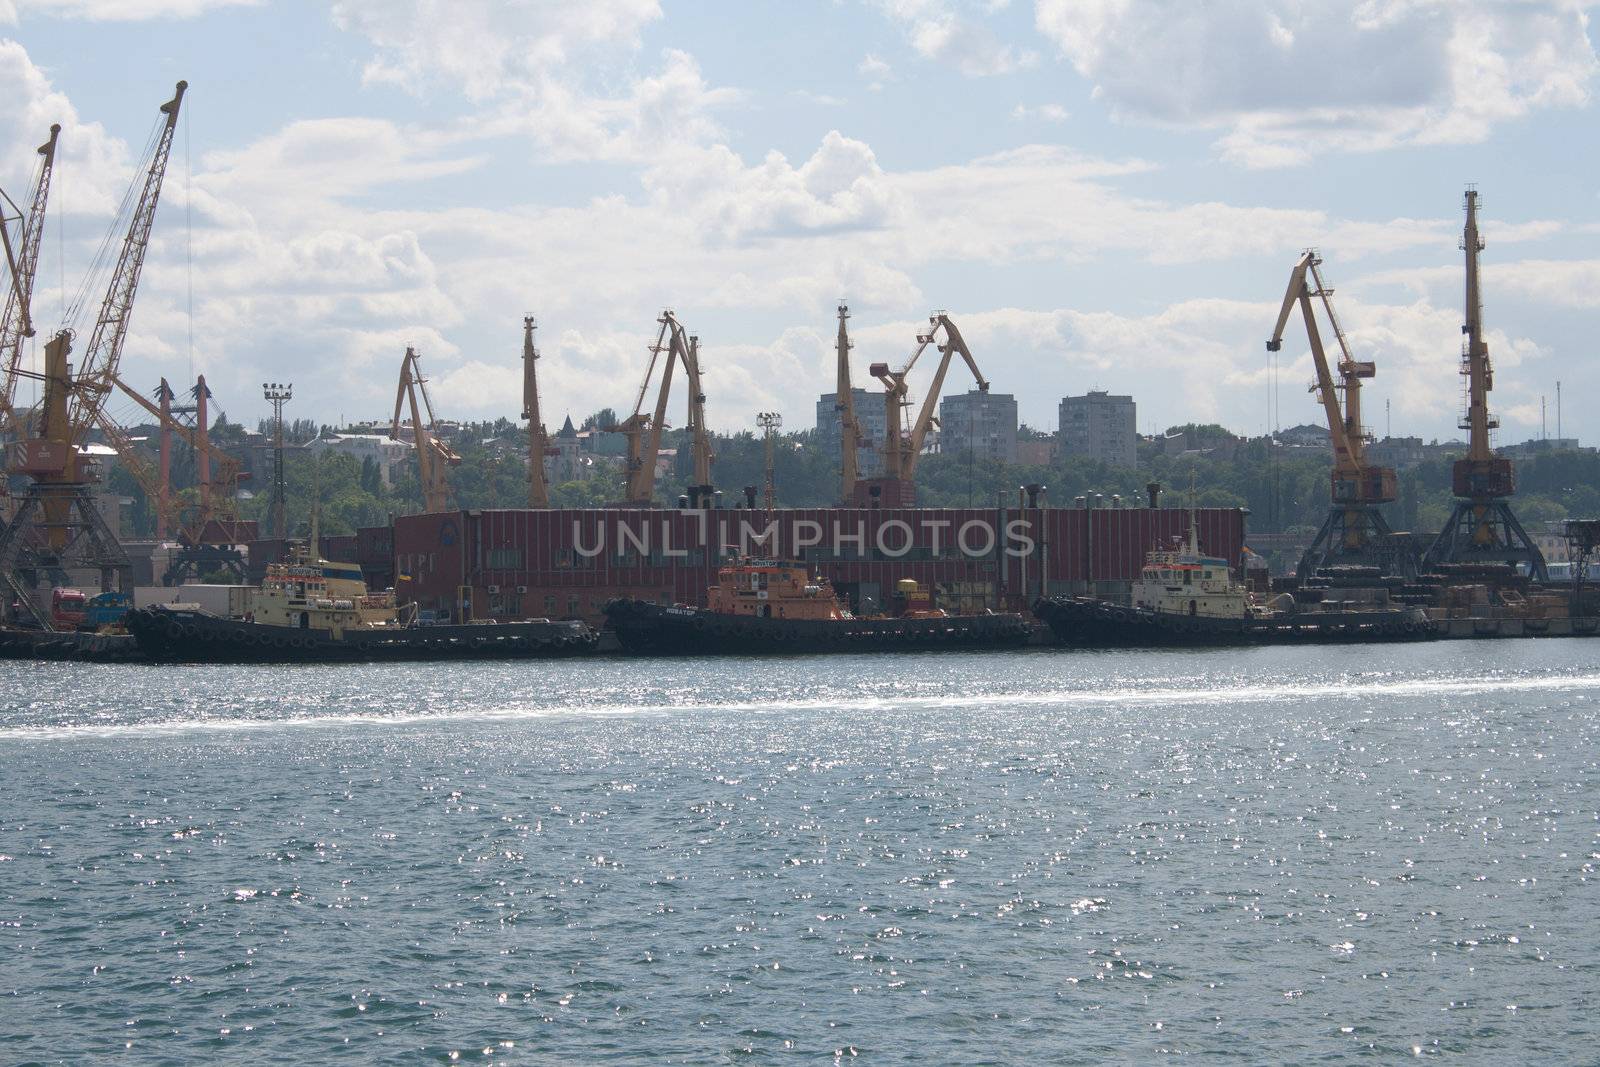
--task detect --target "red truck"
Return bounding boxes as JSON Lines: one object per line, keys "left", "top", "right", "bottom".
{"left": 51, "top": 588, "right": 89, "bottom": 630}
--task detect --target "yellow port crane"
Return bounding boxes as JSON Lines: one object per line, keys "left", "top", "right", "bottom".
{"left": 392, "top": 347, "right": 461, "bottom": 515}
{"left": 861, "top": 311, "right": 988, "bottom": 506}
{"left": 614, "top": 310, "right": 714, "bottom": 507}
{"left": 1267, "top": 249, "right": 1408, "bottom": 578}
{"left": 0, "top": 122, "right": 61, "bottom": 448}
{"left": 1421, "top": 188, "right": 1546, "bottom": 579}
{"left": 0, "top": 82, "right": 187, "bottom": 627}
{"left": 834, "top": 303, "right": 867, "bottom": 504}
{"left": 523, "top": 315, "right": 551, "bottom": 508}
{"left": 109, "top": 373, "right": 248, "bottom": 546}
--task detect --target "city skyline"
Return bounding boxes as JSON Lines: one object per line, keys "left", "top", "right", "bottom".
{"left": 3, "top": 2, "right": 1597, "bottom": 448}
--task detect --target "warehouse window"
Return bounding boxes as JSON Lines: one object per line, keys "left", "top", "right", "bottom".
{"left": 487, "top": 548, "right": 523, "bottom": 569}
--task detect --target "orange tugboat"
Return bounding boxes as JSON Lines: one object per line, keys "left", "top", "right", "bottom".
{"left": 604, "top": 556, "right": 1031, "bottom": 654}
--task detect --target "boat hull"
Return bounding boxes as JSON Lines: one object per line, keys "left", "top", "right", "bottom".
{"left": 0, "top": 627, "right": 141, "bottom": 662}
{"left": 1032, "top": 596, "right": 1436, "bottom": 647}
{"left": 124, "top": 607, "right": 597, "bottom": 663}
{"left": 604, "top": 598, "right": 1032, "bottom": 655}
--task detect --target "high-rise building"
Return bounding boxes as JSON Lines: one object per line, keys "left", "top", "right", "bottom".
{"left": 815, "top": 389, "right": 887, "bottom": 478}
{"left": 939, "top": 389, "right": 1018, "bottom": 463}
{"left": 1058, "top": 391, "right": 1137, "bottom": 468}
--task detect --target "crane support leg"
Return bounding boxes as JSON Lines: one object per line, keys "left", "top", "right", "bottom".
{"left": 1423, "top": 499, "right": 1548, "bottom": 581}
{"left": 1296, "top": 504, "right": 1416, "bottom": 580}
{"left": 0, "top": 482, "right": 130, "bottom": 627}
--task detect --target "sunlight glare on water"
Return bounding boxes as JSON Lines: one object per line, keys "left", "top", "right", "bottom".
{"left": 2, "top": 641, "right": 1598, "bottom": 1062}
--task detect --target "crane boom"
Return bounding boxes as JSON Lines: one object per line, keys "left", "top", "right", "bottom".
{"left": 67, "top": 81, "right": 186, "bottom": 442}
{"left": 1267, "top": 252, "right": 1357, "bottom": 474}
{"left": 683, "top": 332, "right": 712, "bottom": 490}
{"left": 392, "top": 347, "right": 459, "bottom": 514}
{"left": 0, "top": 124, "right": 61, "bottom": 432}
{"left": 874, "top": 312, "right": 989, "bottom": 483}
{"left": 835, "top": 303, "right": 860, "bottom": 503}
{"left": 1462, "top": 188, "right": 1494, "bottom": 465}
{"left": 616, "top": 310, "right": 713, "bottom": 505}
{"left": 523, "top": 315, "right": 550, "bottom": 507}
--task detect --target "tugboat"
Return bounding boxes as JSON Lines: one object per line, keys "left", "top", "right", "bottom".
{"left": 124, "top": 538, "right": 596, "bottom": 663}
{"left": 604, "top": 556, "right": 1031, "bottom": 654}
{"left": 1033, "top": 516, "right": 1434, "bottom": 647}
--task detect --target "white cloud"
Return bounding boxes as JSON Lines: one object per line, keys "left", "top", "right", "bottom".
{"left": 641, "top": 130, "right": 904, "bottom": 242}
{"left": 859, "top": 52, "right": 893, "bottom": 92}
{"left": 1035, "top": 0, "right": 1599, "bottom": 167}
{"left": 328, "top": 1, "right": 736, "bottom": 164}
{"left": 1011, "top": 102, "right": 1068, "bottom": 122}
{"left": 331, "top": 0, "right": 662, "bottom": 100}
{"left": 0, "top": 38, "right": 133, "bottom": 216}
{"left": 876, "top": 0, "right": 1036, "bottom": 76}
{"left": 6, "top": 0, "right": 258, "bottom": 20}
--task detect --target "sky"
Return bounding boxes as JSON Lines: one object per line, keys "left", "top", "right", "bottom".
{"left": 1, "top": 0, "right": 1597, "bottom": 447}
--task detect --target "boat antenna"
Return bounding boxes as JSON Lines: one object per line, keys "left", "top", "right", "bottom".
{"left": 308, "top": 450, "right": 322, "bottom": 560}
{"left": 1187, "top": 466, "right": 1201, "bottom": 554}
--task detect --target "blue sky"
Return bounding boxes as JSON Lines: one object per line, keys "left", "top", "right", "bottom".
{"left": 3, "top": 0, "right": 1597, "bottom": 447}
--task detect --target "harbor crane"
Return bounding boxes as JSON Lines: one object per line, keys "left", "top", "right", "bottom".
{"left": 834, "top": 303, "right": 868, "bottom": 504}
{"left": 0, "top": 82, "right": 186, "bottom": 627}
{"left": 1421, "top": 188, "right": 1546, "bottom": 579}
{"left": 522, "top": 315, "right": 553, "bottom": 508}
{"left": 0, "top": 123, "right": 60, "bottom": 450}
{"left": 861, "top": 311, "right": 989, "bottom": 506}
{"left": 392, "top": 346, "right": 460, "bottom": 515}
{"left": 106, "top": 372, "right": 250, "bottom": 582}
{"left": 614, "top": 310, "right": 714, "bottom": 507}
{"left": 1267, "top": 250, "right": 1410, "bottom": 578}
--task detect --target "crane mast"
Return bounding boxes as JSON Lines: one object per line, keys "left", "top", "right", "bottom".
{"left": 0, "top": 123, "right": 61, "bottom": 438}
{"left": 683, "top": 332, "right": 713, "bottom": 502}
{"left": 615, "top": 310, "right": 714, "bottom": 507}
{"left": 523, "top": 315, "right": 550, "bottom": 508}
{"left": 392, "top": 347, "right": 460, "bottom": 515}
{"left": 861, "top": 312, "right": 988, "bottom": 506}
{"left": 834, "top": 303, "right": 862, "bottom": 504}
{"left": 1422, "top": 188, "right": 1546, "bottom": 580}
{"left": 1267, "top": 250, "right": 1404, "bottom": 577}
{"left": 111, "top": 373, "right": 246, "bottom": 541}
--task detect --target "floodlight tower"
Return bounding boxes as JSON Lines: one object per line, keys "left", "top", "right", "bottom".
{"left": 757, "top": 411, "right": 782, "bottom": 512}
{"left": 263, "top": 381, "right": 291, "bottom": 538}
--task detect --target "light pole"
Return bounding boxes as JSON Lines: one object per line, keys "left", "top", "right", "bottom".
{"left": 757, "top": 411, "right": 782, "bottom": 512}
{"left": 263, "top": 382, "right": 292, "bottom": 539}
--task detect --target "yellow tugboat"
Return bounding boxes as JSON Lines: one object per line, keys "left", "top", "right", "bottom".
{"left": 1034, "top": 515, "right": 1434, "bottom": 646}
{"left": 604, "top": 555, "right": 1031, "bottom": 654}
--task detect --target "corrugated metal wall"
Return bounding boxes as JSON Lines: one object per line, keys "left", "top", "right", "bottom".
{"left": 391, "top": 506, "right": 1246, "bottom": 624}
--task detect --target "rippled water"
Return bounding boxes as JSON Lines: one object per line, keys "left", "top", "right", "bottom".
{"left": 3, "top": 642, "right": 1599, "bottom": 1063}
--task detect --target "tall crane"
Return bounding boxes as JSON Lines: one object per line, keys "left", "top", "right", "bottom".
{"left": 392, "top": 347, "right": 460, "bottom": 514}
{"left": 1422, "top": 188, "right": 1547, "bottom": 579}
{"left": 834, "top": 303, "right": 867, "bottom": 505}
{"left": 614, "top": 310, "right": 714, "bottom": 507}
{"left": 0, "top": 82, "right": 186, "bottom": 626}
{"left": 1267, "top": 250, "right": 1409, "bottom": 578}
{"left": 0, "top": 123, "right": 61, "bottom": 443}
{"left": 110, "top": 373, "right": 248, "bottom": 544}
{"left": 523, "top": 315, "right": 551, "bottom": 508}
{"left": 859, "top": 311, "right": 988, "bottom": 506}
